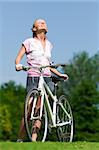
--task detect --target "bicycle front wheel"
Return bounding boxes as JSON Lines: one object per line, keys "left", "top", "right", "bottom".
{"left": 57, "top": 95, "right": 73, "bottom": 142}
{"left": 24, "top": 89, "right": 48, "bottom": 142}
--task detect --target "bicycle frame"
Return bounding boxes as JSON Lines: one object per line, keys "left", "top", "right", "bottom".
{"left": 38, "top": 74, "right": 58, "bottom": 127}
{"left": 36, "top": 73, "right": 72, "bottom": 128}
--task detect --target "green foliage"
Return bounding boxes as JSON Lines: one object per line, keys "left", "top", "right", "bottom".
{"left": 0, "top": 105, "right": 12, "bottom": 140}
{"left": 0, "top": 81, "right": 25, "bottom": 141}
{"left": 62, "top": 51, "right": 99, "bottom": 141}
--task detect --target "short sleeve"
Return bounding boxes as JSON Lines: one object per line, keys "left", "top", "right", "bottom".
{"left": 50, "top": 43, "right": 53, "bottom": 50}
{"left": 47, "top": 40, "right": 53, "bottom": 51}
{"left": 22, "top": 39, "right": 30, "bottom": 53}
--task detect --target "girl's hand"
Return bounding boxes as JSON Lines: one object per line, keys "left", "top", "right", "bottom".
{"left": 15, "top": 64, "right": 23, "bottom": 71}
{"left": 60, "top": 74, "right": 69, "bottom": 80}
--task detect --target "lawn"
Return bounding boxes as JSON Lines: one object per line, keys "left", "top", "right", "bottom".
{"left": 0, "top": 142, "right": 99, "bottom": 150}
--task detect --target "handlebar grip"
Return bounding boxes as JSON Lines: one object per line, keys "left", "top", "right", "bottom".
{"left": 22, "top": 66, "right": 29, "bottom": 71}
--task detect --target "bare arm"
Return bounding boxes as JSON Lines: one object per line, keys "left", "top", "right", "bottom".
{"left": 50, "top": 67, "right": 61, "bottom": 76}
{"left": 15, "top": 45, "right": 26, "bottom": 70}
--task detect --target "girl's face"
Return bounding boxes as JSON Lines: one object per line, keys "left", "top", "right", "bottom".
{"left": 33, "top": 19, "right": 48, "bottom": 33}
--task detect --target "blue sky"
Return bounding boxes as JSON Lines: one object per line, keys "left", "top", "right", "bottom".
{"left": 0, "top": 0, "right": 99, "bottom": 86}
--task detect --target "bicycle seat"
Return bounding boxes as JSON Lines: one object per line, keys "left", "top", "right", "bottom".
{"left": 51, "top": 73, "right": 64, "bottom": 83}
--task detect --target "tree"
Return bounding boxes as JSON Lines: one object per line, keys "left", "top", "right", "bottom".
{"left": 62, "top": 51, "right": 99, "bottom": 141}
{"left": 0, "top": 81, "right": 25, "bottom": 141}
{"left": 0, "top": 105, "right": 12, "bottom": 140}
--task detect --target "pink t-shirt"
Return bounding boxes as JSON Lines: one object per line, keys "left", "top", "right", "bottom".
{"left": 22, "top": 38, "right": 53, "bottom": 77}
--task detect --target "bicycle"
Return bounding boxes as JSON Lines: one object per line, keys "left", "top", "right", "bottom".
{"left": 22, "top": 64, "right": 73, "bottom": 142}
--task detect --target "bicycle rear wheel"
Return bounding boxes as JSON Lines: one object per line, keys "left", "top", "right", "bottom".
{"left": 57, "top": 95, "right": 73, "bottom": 142}
{"left": 24, "top": 89, "right": 48, "bottom": 142}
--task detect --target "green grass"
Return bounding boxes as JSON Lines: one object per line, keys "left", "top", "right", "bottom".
{"left": 0, "top": 142, "right": 99, "bottom": 150}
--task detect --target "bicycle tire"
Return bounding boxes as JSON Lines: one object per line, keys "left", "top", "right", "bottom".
{"left": 24, "top": 89, "right": 48, "bottom": 142}
{"left": 57, "top": 95, "right": 73, "bottom": 142}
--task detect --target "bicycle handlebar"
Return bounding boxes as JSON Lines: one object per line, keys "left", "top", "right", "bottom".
{"left": 22, "top": 64, "right": 67, "bottom": 71}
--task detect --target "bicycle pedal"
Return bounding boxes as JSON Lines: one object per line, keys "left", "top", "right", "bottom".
{"left": 49, "top": 123, "right": 54, "bottom": 128}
